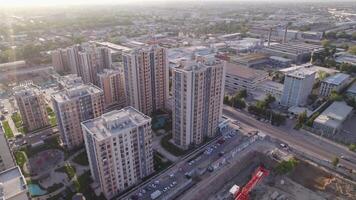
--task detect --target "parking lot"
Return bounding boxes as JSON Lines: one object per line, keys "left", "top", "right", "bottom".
{"left": 123, "top": 125, "right": 250, "bottom": 200}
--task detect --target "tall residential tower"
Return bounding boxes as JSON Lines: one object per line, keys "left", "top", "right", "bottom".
{"left": 123, "top": 45, "right": 169, "bottom": 115}
{"left": 172, "top": 59, "right": 225, "bottom": 149}
{"left": 82, "top": 107, "right": 154, "bottom": 199}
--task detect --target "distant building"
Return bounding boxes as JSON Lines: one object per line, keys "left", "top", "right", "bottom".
{"left": 98, "top": 68, "right": 126, "bottom": 109}
{"left": 0, "top": 61, "right": 27, "bottom": 72}
{"left": 52, "top": 84, "right": 104, "bottom": 149}
{"left": 263, "top": 43, "right": 323, "bottom": 64}
{"left": 0, "top": 125, "right": 15, "bottom": 172}
{"left": 172, "top": 59, "right": 225, "bottom": 149}
{"left": 319, "top": 73, "right": 350, "bottom": 97}
{"left": 269, "top": 56, "right": 292, "bottom": 68}
{"left": 231, "top": 53, "right": 269, "bottom": 68}
{"left": 57, "top": 74, "right": 84, "bottom": 90}
{"left": 14, "top": 85, "right": 50, "bottom": 132}
{"left": 0, "top": 166, "right": 28, "bottom": 200}
{"left": 82, "top": 107, "right": 154, "bottom": 199}
{"left": 123, "top": 45, "right": 169, "bottom": 115}
{"left": 313, "top": 101, "right": 353, "bottom": 134}
{"left": 225, "top": 63, "right": 268, "bottom": 94}
{"left": 258, "top": 80, "right": 284, "bottom": 101}
{"left": 335, "top": 52, "right": 356, "bottom": 66}
{"left": 280, "top": 68, "right": 316, "bottom": 107}
{"left": 346, "top": 83, "right": 356, "bottom": 99}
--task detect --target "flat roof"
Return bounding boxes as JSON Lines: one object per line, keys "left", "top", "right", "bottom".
{"left": 226, "top": 63, "right": 268, "bottom": 80}
{"left": 82, "top": 106, "right": 150, "bottom": 141}
{"left": 265, "top": 42, "right": 323, "bottom": 54}
{"left": 287, "top": 68, "right": 315, "bottom": 79}
{"left": 95, "top": 41, "right": 132, "bottom": 52}
{"left": 232, "top": 53, "right": 268, "bottom": 63}
{"left": 322, "top": 73, "right": 350, "bottom": 85}
{"left": 175, "top": 59, "right": 223, "bottom": 72}
{"left": 347, "top": 83, "right": 356, "bottom": 94}
{"left": 270, "top": 56, "right": 292, "bottom": 62}
{"left": 261, "top": 80, "right": 284, "bottom": 91}
{"left": 314, "top": 101, "right": 353, "bottom": 128}
{"left": 52, "top": 84, "right": 102, "bottom": 103}
{"left": 0, "top": 166, "right": 27, "bottom": 199}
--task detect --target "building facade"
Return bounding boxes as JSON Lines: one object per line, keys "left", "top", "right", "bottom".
{"left": 82, "top": 107, "right": 154, "bottom": 199}
{"left": 0, "top": 125, "right": 15, "bottom": 172}
{"left": 14, "top": 85, "right": 50, "bottom": 132}
{"left": 172, "top": 59, "right": 225, "bottom": 149}
{"left": 280, "top": 68, "right": 315, "bottom": 107}
{"left": 52, "top": 84, "right": 104, "bottom": 149}
{"left": 98, "top": 68, "right": 126, "bottom": 109}
{"left": 123, "top": 45, "right": 169, "bottom": 115}
{"left": 0, "top": 166, "right": 28, "bottom": 200}
{"left": 319, "top": 73, "right": 350, "bottom": 97}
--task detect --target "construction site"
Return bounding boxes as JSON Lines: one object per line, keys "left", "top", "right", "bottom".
{"left": 178, "top": 150, "right": 356, "bottom": 200}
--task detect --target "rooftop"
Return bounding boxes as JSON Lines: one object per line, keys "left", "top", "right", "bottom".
{"left": 82, "top": 106, "right": 150, "bottom": 141}
{"left": 225, "top": 62, "right": 268, "bottom": 80}
{"left": 287, "top": 68, "right": 315, "bottom": 79}
{"left": 314, "top": 101, "right": 353, "bottom": 128}
{"left": 347, "top": 83, "right": 356, "bottom": 94}
{"left": 261, "top": 80, "right": 284, "bottom": 91}
{"left": 94, "top": 41, "right": 132, "bottom": 52}
{"left": 270, "top": 56, "right": 292, "bottom": 62}
{"left": 0, "top": 166, "right": 27, "bottom": 199}
{"left": 13, "top": 84, "right": 41, "bottom": 97}
{"left": 176, "top": 59, "right": 223, "bottom": 72}
{"left": 58, "top": 74, "right": 83, "bottom": 88}
{"left": 52, "top": 84, "right": 102, "bottom": 103}
{"left": 265, "top": 42, "right": 323, "bottom": 54}
{"left": 322, "top": 73, "right": 350, "bottom": 85}
{"left": 231, "top": 53, "right": 268, "bottom": 64}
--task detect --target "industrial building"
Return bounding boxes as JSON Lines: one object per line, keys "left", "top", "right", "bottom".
{"left": 313, "top": 101, "right": 353, "bottom": 134}
{"left": 231, "top": 53, "right": 269, "bottom": 68}
{"left": 258, "top": 80, "right": 284, "bottom": 101}
{"left": 269, "top": 56, "right": 292, "bottom": 68}
{"left": 225, "top": 63, "right": 268, "bottom": 94}
{"left": 319, "top": 73, "right": 350, "bottom": 97}
{"left": 82, "top": 107, "right": 154, "bottom": 199}
{"left": 262, "top": 43, "right": 323, "bottom": 64}
{"left": 346, "top": 83, "right": 356, "bottom": 99}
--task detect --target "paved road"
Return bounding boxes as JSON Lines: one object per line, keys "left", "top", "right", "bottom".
{"left": 222, "top": 106, "right": 356, "bottom": 170}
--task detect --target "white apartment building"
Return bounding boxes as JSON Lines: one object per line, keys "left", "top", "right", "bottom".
{"left": 280, "top": 68, "right": 316, "bottom": 107}
{"left": 123, "top": 45, "right": 169, "bottom": 115}
{"left": 82, "top": 107, "right": 154, "bottom": 199}
{"left": 319, "top": 73, "right": 350, "bottom": 97}
{"left": 172, "top": 59, "right": 225, "bottom": 149}
{"left": 52, "top": 84, "right": 104, "bottom": 149}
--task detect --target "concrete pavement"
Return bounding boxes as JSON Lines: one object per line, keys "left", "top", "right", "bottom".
{"left": 222, "top": 106, "right": 356, "bottom": 170}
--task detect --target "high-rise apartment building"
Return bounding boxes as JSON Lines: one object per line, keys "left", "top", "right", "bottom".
{"left": 172, "top": 59, "right": 225, "bottom": 149}
{"left": 52, "top": 43, "right": 112, "bottom": 85}
{"left": 52, "top": 84, "right": 104, "bottom": 149}
{"left": 123, "top": 45, "right": 169, "bottom": 115}
{"left": 0, "top": 125, "right": 15, "bottom": 172}
{"left": 98, "top": 68, "right": 126, "bottom": 109}
{"left": 280, "top": 68, "right": 316, "bottom": 107}
{"left": 57, "top": 74, "right": 84, "bottom": 90}
{"left": 14, "top": 85, "right": 50, "bottom": 132}
{"left": 82, "top": 107, "right": 154, "bottom": 199}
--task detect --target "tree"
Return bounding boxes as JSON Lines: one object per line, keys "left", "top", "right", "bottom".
{"left": 297, "top": 111, "right": 308, "bottom": 125}
{"left": 330, "top": 90, "right": 343, "bottom": 101}
{"left": 325, "top": 31, "right": 336, "bottom": 40}
{"left": 231, "top": 96, "right": 246, "bottom": 109}
{"left": 321, "top": 39, "right": 331, "bottom": 48}
{"left": 236, "top": 89, "right": 247, "bottom": 99}
{"left": 332, "top": 157, "right": 339, "bottom": 167}
{"left": 352, "top": 32, "right": 356, "bottom": 41}
{"left": 223, "top": 95, "right": 231, "bottom": 105}
{"left": 349, "top": 45, "right": 356, "bottom": 55}
{"left": 349, "top": 144, "right": 356, "bottom": 151}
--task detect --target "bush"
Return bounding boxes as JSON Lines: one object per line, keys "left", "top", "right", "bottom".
{"left": 348, "top": 144, "right": 356, "bottom": 151}
{"left": 72, "top": 151, "right": 89, "bottom": 166}
{"left": 11, "top": 113, "right": 22, "bottom": 128}
{"left": 2, "top": 120, "right": 14, "bottom": 138}
{"left": 160, "top": 134, "right": 188, "bottom": 156}
{"left": 275, "top": 158, "right": 298, "bottom": 174}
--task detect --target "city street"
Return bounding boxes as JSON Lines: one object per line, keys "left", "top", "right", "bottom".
{"left": 222, "top": 106, "right": 356, "bottom": 170}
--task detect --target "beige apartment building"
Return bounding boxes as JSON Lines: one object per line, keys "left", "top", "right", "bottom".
{"left": 52, "top": 84, "right": 104, "bottom": 149}
{"left": 172, "top": 59, "right": 225, "bottom": 149}
{"left": 57, "top": 74, "right": 83, "bottom": 90}
{"left": 82, "top": 107, "right": 154, "bottom": 199}
{"left": 98, "top": 68, "right": 126, "bottom": 109}
{"left": 123, "top": 45, "right": 169, "bottom": 115}
{"left": 14, "top": 85, "right": 50, "bottom": 132}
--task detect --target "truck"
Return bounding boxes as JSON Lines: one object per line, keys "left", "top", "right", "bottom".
{"left": 150, "top": 190, "right": 162, "bottom": 200}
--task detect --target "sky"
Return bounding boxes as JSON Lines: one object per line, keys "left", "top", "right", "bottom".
{"left": 0, "top": 0, "right": 345, "bottom": 7}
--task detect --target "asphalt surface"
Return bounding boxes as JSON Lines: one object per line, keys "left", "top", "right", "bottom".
{"left": 222, "top": 106, "right": 356, "bottom": 170}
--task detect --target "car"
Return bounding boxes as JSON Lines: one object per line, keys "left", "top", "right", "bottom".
{"left": 169, "top": 173, "right": 175, "bottom": 178}
{"left": 280, "top": 143, "right": 288, "bottom": 149}
{"left": 154, "top": 180, "right": 160, "bottom": 185}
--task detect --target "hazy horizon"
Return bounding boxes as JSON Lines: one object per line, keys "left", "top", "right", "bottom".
{"left": 0, "top": 0, "right": 353, "bottom": 7}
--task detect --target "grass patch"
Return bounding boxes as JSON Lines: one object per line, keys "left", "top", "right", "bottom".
{"left": 46, "top": 183, "right": 64, "bottom": 193}
{"left": 72, "top": 151, "right": 89, "bottom": 166}
{"left": 160, "top": 134, "right": 188, "bottom": 156}
{"left": 15, "top": 151, "right": 27, "bottom": 168}
{"left": 20, "top": 136, "right": 63, "bottom": 158}
{"left": 55, "top": 163, "right": 76, "bottom": 179}
{"left": 275, "top": 158, "right": 299, "bottom": 174}
{"left": 11, "top": 112, "right": 22, "bottom": 128}
{"left": 47, "top": 107, "right": 57, "bottom": 126}
{"left": 154, "top": 151, "right": 172, "bottom": 172}
{"left": 1, "top": 120, "right": 14, "bottom": 138}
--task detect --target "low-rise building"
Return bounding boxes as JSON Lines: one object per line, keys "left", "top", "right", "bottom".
{"left": 57, "top": 74, "right": 83, "bottom": 89}
{"left": 335, "top": 52, "right": 356, "bottom": 66}
{"left": 225, "top": 63, "right": 268, "bottom": 93}
{"left": 269, "top": 56, "right": 292, "bottom": 68}
{"left": 346, "top": 82, "right": 356, "bottom": 99}
{"left": 258, "top": 80, "right": 284, "bottom": 101}
{"left": 0, "top": 166, "right": 28, "bottom": 200}
{"left": 313, "top": 101, "right": 353, "bottom": 134}
{"left": 319, "top": 73, "right": 350, "bottom": 97}
{"left": 231, "top": 53, "right": 269, "bottom": 68}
